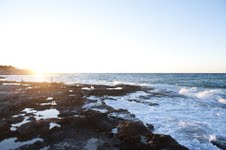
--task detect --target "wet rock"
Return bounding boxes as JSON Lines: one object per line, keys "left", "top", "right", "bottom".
{"left": 0, "top": 120, "right": 14, "bottom": 140}
{"left": 0, "top": 76, "right": 5, "bottom": 79}
{"left": 59, "top": 110, "right": 116, "bottom": 132}
{"left": 68, "top": 94, "right": 84, "bottom": 105}
{"left": 16, "top": 120, "right": 50, "bottom": 139}
{"left": 0, "top": 104, "right": 17, "bottom": 118}
{"left": 8, "top": 116, "right": 24, "bottom": 124}
{"left": 58, "top": 111, "right": 77, "bottom": 117}
{"left": 0, "top": 120, "right": 10, "bottom": 131}
{"left": 128, "top": 99, "right": 159, "bottom": 107}
{"left": 87, "top": 84, "right": 144, "bottom": 97}
{"left": 148, "top": 103, "right": 159, "bottom": 106}
{"left": 146, "top": 123, "right": 154, "bottom": 131}
{"left": 117, "top": 121, "right": 149, "bottom": 143}
{"left": 211, "top": 136, "right": 226, "bottom": 150}
{"left": 81, "top": 109, "right": 116, "bottom": 132}
{"left": 58, "top": 115, "right": 85, "bottom": 127}
{"left": 116, "top": 121, "right": 188, "bottom": 149}
{"left": 146, "top": 134, "right": 189, "bottom": 150}
{"left": 16, "top": 140, "right": 46, "bottom": 150}
{"left": 108, "top": 112, "right": 137, "bottom": 122}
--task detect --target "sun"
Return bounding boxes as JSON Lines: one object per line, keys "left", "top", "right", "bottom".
{"left": 31, "top": 66, "right": 49, "bottom": 76}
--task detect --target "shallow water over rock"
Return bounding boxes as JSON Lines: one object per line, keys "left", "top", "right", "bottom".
{"left": 0, "top": 137, "right": 43, "bottom": 150}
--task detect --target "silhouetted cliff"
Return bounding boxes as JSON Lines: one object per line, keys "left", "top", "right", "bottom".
{"left": 0, "top": 65, "right": 32, "bottom": 75}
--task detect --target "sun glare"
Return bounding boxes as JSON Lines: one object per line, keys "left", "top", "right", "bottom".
{"left": 31, "top": 66, "right": 49, "bottom": 76}
{"left": 30, "top": 67, "right": 54, "bottom": 82}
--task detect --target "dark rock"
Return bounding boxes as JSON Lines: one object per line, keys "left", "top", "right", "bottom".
{"left": 8, "top": 116, "right": 24, "bottom": 124}
{"left": 86, "top": 84, "right": 144, "bottom": 97}
{"left": 81, "top": 109, "right": 116, "bottom": 132}
{"left": 58, "top": 115, "right": 88, "bottom": 128}
{"left": 128, "top": 99, "right": 159, "bottom": 107}
{"left": 211, "top": 136, "right": 226, "bottom": 150}
{"left": 0, "top": 65, "right": 32, "bottom": 75}
{"left": 148, "top": 103, "right": 159, "bottom": 106}
{"left": 117, "top": 121, "right": 149, "bottom": 143}
{"left": 0, "top": 120, "right": 15, "bottom": 141}
{"left": 146, "top": 134, "right": 189, "bottom": 150}
{"left": 16, "top": 140, "right": 46, "bottom": 150}
{"left": 146, "top": 123, "right": 154, "bottom": 131}
{"left": 116, "top": 121, "right": 188, "bottom": 150}
{"left": 58, "top": 111, "right": 77, "bottom": 117}
{"left": 16, "top": 120, "right": 50, "bottom": 139}
{"left": 59, "top": 109, "right": 116, "bottom": 132}
{"left": 68, "top": 94, "right": 84, "bottom": 105}
{"left": 0, "top": 120, "right": 10, "bottom": 131}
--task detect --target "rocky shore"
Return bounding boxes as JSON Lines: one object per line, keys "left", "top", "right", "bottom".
{"left": 0, "top": 80, "right": 188, "bottom": 150}
{"left": 0, "top": 65, "right": 32, "bottom": 75}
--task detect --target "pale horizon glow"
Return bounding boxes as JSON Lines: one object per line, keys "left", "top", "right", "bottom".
{"left": 0, "top": 0, "right": 225, "bottom": 73}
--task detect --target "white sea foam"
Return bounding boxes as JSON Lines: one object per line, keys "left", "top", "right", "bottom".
{"left": 21, "top": 108, "right": 60, "bottom": 120}
{"left": 10, "top": 116, "right": 31, "bottom": 131}
{"left": 196, "top": 90, "right": 214, "bottom": 99}
{"left": 111, "top": 128, "right": 118, "bottom": 134}
{"left": 34, "top": 109, "right": 59, "bottom": 120}
{"left": 106, "top": 87, "right": 122, "bottom": 90}
{"left": 209, "top": 135, "right": 217, "bottom": 142}
{"left": 12, "top": 114, "right": 25, "bottom": 118}
{"left": 40, "top": 101, "right": 57, "bottom": 106}
{"left": 218, "top": 98, "right": 226, "bottom": 104}
{"left": 113, "top": 91, "right": 150, "bottom": 100}
{"left": 46, "top": 97, "right": 54, "bottom": 101}
{"left": 112, "top": 80, "right": 148, "bottom": 86}
{"left": 82, "top": 86, "right": 94, "bottom": 90}
{"left": 3, "top": 83, "right": 21, "bottom": 85}
{"left": 108, "top": 112, "right": 138, "bottom": 121}
{"left": 179, "top": 87, "right": 223, "bottom": 100}
{"left": 87, "top": 96, "right": 100, "bottom": 101}
{"left": 22, "top": 108, "right": 37, "bottom": 113}
{"left": 11, "top": 108, "right": 60, "bottom": 130}
{"left": 91, "top": 108, "right": 108, "bottom": 113}
{"left": 49, "top": 122, "right": 61, "bottom": 129}
{"left": 179, "top": 87, "right": 197, "bottom": 94}
{"left": 83, "top": 100, "right": 103, "bottom": 109}
{"left": 104, "top": 92, "right": 225, "bottom": 150}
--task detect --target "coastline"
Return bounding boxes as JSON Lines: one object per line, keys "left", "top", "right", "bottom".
{"left": 0, "top": 80, "right": 188, "bottom": 150}
{"left": 0, "top": 65, "right": 32, "bottom": 75}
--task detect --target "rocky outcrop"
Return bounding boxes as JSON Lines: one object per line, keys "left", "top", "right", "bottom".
{"left": 0, "top": 65, "right": 32, "bottom": 75}
{"left": 116, "top": 121, "right": 188, "bottom": 150}
{"left": 211, "top": 136, "right": 226, "bottom": 150}
{"left": 0, "top": 81, "right": 188, "bottom": 150}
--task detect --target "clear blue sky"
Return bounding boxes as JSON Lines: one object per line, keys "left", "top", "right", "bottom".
{"left": 0, "top": 0, "right": 225, "bottom": 73}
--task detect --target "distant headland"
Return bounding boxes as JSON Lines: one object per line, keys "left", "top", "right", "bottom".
{"left": 0, "top": 65, "right": 33, "bottom": 75}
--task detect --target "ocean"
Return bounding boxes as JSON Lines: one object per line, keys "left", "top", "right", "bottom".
{"left": 2, "top": 73, "right": 226, "bottom": 150}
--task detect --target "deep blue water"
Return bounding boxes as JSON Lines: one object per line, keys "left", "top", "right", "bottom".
{"left": 3, "top": 73, "right": 226, "bottom": 88}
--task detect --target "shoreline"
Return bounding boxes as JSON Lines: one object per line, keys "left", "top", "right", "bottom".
{"left": 0, "top": 80, "right": 188, "bottom": 149}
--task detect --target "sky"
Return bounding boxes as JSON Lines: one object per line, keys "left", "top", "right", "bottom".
{"left": 0, "top": 0, "right": 225, "bottom": 73}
